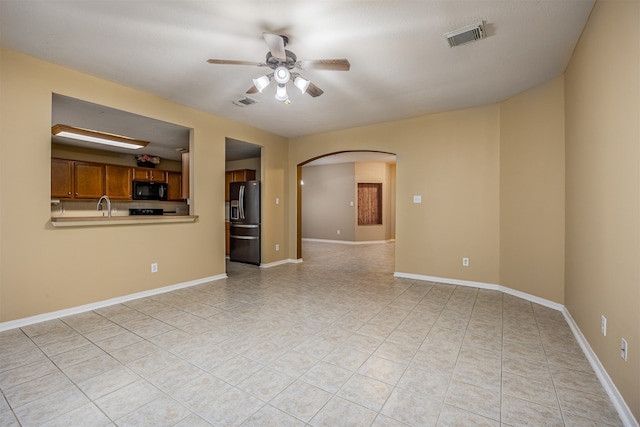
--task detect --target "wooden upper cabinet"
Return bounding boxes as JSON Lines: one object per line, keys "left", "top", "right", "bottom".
{"left": 133, "top": 167, "right": 166, "bottom": 182}
{"left": 225, "top": 169, "right": 256, "bottom": 201}
{"left": 73, "top": 161, "right": 105, "bottom": 199}
{"left": 167, "top": 171, "right": 182, "bottom": 201}
{"left": 105, "top": 164, "right": 132, "bottom": 200}
{"left": 51, "top": 158, "right": 74, "bottom": 198}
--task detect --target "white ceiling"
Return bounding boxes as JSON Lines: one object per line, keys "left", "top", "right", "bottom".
{"left": 1, "top": 0, "right": 594, "bottom": 148}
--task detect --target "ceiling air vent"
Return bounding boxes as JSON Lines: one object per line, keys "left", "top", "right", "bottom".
{"left": 444, "top": 21, "right": 486, "bottom": 47}
{"left": 232, "top": 97, "right": 258, "bottom": 107}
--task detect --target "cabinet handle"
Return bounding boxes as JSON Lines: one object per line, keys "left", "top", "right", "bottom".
{"left": 68, "top": 192, "right": 72, "bottom": 195}
{"left": 75, "top": 192, "right": 78, "bottom": 196}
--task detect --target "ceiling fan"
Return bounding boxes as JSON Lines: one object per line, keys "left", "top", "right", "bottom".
{"left": 207, "top": 33, "right": 350, "bottom": 104}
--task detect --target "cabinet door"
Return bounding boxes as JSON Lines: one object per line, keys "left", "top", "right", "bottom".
{"left": 51, "top": 158, "right": 74, "bottom": 198}
{"left": 241, "top": 169, "right": 256, "bottom": 181}
{"left": 167, "top": 171, "right": 182, "bottom": 201}
{"left": 150, "top": 170, "right": 166, "bottom": 182}
{"left": 133, "top": 168, "right": 151, "bottom": 181}
{"left": 225, "top": 171, "right": 233, "bottom": 201}
{"left": 74, "top": 162, "right": 105, "bottom": 199}
{"left": 181, "top": 151, "right": 190, "bottom": 200}
{"left": 105, "top": 165, "right": 132, "bottom": 199}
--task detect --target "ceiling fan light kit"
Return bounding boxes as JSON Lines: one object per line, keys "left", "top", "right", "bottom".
{"left": 51, "top": 124, "right": 149, "bottom": 150}
{"left": 252, "top": 75, "right": 271, "bottom": 93}
{"left": 208, "top": 32, "right": 350, "bottom": 104}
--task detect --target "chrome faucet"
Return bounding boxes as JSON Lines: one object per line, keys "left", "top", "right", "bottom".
{"left": 97, "top": 195, "right": 112, "bottom": 217}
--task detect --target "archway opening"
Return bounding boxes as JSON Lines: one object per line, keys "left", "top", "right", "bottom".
{"left": 296, "top": 150, "right": 396, "bottom": 260}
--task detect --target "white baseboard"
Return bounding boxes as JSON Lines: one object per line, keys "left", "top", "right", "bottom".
{"left": 0, "top": 274, "right": 227, "bottom": 332}
{"left": 260, "top": 259, "right": 301, "bottom": 268}
{"left": 302, "top": 238, "right": 395, "bottom": 245}
{"left": 562, "top": 310, "right": 639, "bottom": 427}
{"left": 394, "top": 271, "right": 637, "bottom": 427}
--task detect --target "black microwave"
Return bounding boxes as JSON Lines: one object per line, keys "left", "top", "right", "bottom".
{"left": 132, "top": 181, "right": 168, "bottom": 200}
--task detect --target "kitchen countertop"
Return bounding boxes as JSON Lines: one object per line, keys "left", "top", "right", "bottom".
{"left": 51, "top": 215, "right": 198, "bottom": 227}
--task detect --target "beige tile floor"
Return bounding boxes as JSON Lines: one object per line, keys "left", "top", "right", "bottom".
{"left": 0, "top": 241, "right": 624, "bottom": 426}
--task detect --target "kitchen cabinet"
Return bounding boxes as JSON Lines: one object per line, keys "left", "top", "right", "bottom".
{"left": 51, "top": 158, "right": 105, "bottom": 199}
{"left": 167, "top": 171, "right": 183, "bottom": 201}
{"left": 51, "top": 158, "right": 74, "bottom": 198}
{"left": 105, "top": 164, "right": 132, "bottom": 200}
{"left": 74, "top": 162, "right": 105, "bottom": 199}
{"left": 181, "top": 151, "right": 189, "bottom": 200}
{"left": 225, "top": 169, "right": 256, "bottom": 201}
{"left": 133, "top": 167, "right": 166, "bottom": 182}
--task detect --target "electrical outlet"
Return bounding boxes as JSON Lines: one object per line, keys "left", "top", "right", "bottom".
{"left": 601, "top": 315, "right": 607, "bottom": 336}
{"left": 462, "top": 257, "right": 469, "bottom": 267}
{"left": 151, "top": 263, "right": 158, "bottom": 273}
{"left": 337, "top": 230, "right": 341, "bottom": 235}
{"left": 621, "top": 338, "right": 628, "bottom": 361}
{"left": 275, "top": 198, "right": 280, "bottom": 205}
{"left": 275, "top": 244, "right": 280, "bottom": 251}
{"left": 413, "top": 195, "right": 422, "bottom": 204}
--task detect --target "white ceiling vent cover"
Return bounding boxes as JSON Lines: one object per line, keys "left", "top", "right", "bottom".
{"left": 233, "top": 97, "right": 258, "bottom": 107}
{"left": 444, "top": 21, "right": 486, "bottom": 47}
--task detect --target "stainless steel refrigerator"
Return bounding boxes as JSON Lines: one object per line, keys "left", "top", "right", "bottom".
{"left": 229, "top": 180, "right": 261, "bottom": 265}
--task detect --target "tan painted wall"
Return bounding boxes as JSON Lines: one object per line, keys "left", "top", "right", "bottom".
{"left": 302, "top": 163, "right": 356, "bottom": 240}
{"left": 289, "top": 105, "right": 501, "bottom": 284}
{"left": 499, "top": 76, "right": 565, "bottom": 303}
{"left": 565, "top": 0, "right": 639, "bottom": 419}
{"left": 0, "top": 49, "right": 288, "bottom": 322}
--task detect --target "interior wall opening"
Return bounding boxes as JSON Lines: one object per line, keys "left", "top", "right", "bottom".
{"left": 225, "top": 137, "right": 263, "bottom": 270}
{"left": 297, "top": 150, "right": 397, "bottom": 261}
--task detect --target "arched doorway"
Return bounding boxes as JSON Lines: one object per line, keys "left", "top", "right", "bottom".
{"left": 296, "top": 150, "right": 396, "bottom": 259}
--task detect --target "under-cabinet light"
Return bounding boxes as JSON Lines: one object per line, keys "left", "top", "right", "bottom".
{"left": 52, "top": 124, "right": 149, "bottom": 150}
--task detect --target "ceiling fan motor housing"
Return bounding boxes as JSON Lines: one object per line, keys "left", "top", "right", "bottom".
{"left": 266, "top": 50, "right": 298, "bottom": 69}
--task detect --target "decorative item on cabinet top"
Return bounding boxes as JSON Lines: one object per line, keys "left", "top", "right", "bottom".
{"left": 135, "top": 154, "right": 160, "bottom": 168}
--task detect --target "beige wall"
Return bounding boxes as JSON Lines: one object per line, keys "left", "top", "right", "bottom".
{"left": 289, "top": 105, "right": 502, "bottom": 285}
{"left": 565, "top": 0, "right": 639, "bottom": 419}
{"left": 499, "top": 76, "right": 565, "bottom": 303}
{"left": 302, "top": 163, "right": 356, "bottom": 241}
{"left": 0, "top": 49, "right": 288, "bottom": 322}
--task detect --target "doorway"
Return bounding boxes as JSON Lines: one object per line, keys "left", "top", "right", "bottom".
{"left": 296, "top": 150, "right": 396, "bottom": 260}
{"left": 225, "top": 138, "right": 262, "bottom": 267}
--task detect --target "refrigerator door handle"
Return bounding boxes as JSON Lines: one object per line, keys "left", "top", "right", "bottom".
{"left": 230, "top": 235, "right": 259, "bottom": 240}
{"left": 239, "top": 185, "right": 245, "bottom": 220}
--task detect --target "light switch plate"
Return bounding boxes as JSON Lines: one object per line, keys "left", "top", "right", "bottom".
{"left": 413, "top": 195, "right": 422, "bottom": 204}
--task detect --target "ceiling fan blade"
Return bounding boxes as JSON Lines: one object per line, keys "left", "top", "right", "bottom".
{"left": 306, "top": 82, "right": 324, "bottom": 97}
{"left": 297, "top": 59, "right": 351, "bottom": 71}
{"left": 207, "top": 59, "right": 263, "bottom": 66}
{"left": 246, "top": 85, "right": 259, "bottom": 94}
{"left": 263, "top": 32, "right": 287, "bottom": 60}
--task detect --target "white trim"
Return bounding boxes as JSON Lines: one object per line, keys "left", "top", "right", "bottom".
{"left": 260, "top": 259, "right": 301, "bottom": 268}
{"left": 562, "top": 309, "right": 639, "bottom": 427}
{"left": 302, "top": 238, "right": 394, "bottom": 245}
{"left": 0, "top": 274, "right": 227, "bottom": 332}
{"left": 394, "top": 271, "right": 637, "bottom": 426}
